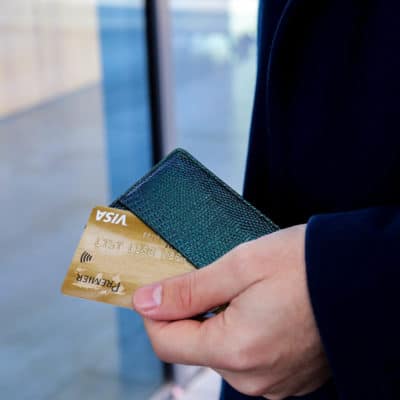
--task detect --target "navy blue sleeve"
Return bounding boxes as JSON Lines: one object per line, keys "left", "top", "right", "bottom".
{"left": 306, "top": 207, "right": 400, "bottom": 399}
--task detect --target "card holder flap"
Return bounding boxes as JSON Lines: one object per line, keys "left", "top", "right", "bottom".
{"left": 111, "top": 149, "right": 278, "bottom": 268}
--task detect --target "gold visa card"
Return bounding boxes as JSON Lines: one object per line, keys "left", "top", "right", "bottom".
{"left": 61, "top": 206, "right": 195, "bottom": 309}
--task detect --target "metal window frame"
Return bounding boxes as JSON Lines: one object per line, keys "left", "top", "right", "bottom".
{"left": 145, "top": 0, "right": 176, "bottom": 164}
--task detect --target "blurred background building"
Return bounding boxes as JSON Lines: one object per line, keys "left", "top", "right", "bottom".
{"left": 0, "top": 1, "right": 258, "bottom": 399}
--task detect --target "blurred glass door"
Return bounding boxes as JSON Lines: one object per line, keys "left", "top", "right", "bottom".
{"left": 171, "top": 0, "right": 259, "bottom": 193}
{"left": 0, "top": 1, "right": 161, "bottom": 399}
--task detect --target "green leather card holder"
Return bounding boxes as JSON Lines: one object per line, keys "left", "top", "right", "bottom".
{"left": 111, "top": 148, "right": 279, "bottom": 268}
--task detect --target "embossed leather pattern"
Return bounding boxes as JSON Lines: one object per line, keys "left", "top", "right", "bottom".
{"left": 111, "top": 149, "right": 279, "bottom": 268}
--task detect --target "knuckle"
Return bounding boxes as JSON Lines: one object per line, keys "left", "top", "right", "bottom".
{"left": 235, "top": 380, "right": 267, "bottom": 397}
{"left": 231, "top": 242, "right": 252, "bottom": 278}
{"left": 175, "top": 272, "right": 196, "bottom": 311}
{"left": 235, "top": 241, "right": 252, "bottom": 260}
{"left": 242, "top": 386, "right": 263, "bottom": 397}
{"left": 224, "top": 351, "right": 244, "bottom": 371}
{"left": 146, "top": 326, "right": 173, "bottom": 363}
{"left": 241, "top": 380, "right": 284, "bottom": 399}
{"left": 264, "top": 394, "right": 285, "bottom": 400}
{"left": 262, "top": 379, "right": 288, "bottom": 400}
{"left": 265, "top": 348, "right": 284, "bottom": 371}
{"left": 150, "top": 340, "right": 171, "bottom": 363}
{"left": 224, "top": 341, "right": 254, "bottom": 372}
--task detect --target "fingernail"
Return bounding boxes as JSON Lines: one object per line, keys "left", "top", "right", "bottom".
{"left": 133, "top": 284, "right": 162, "bottom": 312}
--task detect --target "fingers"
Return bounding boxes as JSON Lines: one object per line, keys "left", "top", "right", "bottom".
{"left": 216, "top": 369, "right": 270, "bottom": 398}
{"left": 143, "top": 314, "right": 226, "bottom": 367}
{"left": 133, "top": 242, "right": 262, "bottom": 320}
{"left": 144, "top": 318, "right": 205, "bottom": 365}
{"left": 215, "top": 369, "right": 285, "bottom": 400}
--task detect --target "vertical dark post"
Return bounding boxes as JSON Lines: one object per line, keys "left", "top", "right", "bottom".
{"left": 145, "top": 0, "right": 176, "bottom": 163}
{"left": 145, "top": 0, "right": 163, "bottom": 163}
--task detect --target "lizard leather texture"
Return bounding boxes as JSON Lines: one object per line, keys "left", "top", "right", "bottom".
{"left": 111, "top": 148, "right": 279, "bottom": 268}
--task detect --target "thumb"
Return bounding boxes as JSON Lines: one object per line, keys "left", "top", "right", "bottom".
{"left": 132, "top": 243, "right": 259, "bottom": 320}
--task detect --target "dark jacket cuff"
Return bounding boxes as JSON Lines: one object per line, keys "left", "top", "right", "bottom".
{"left": 305, "top": 207, "right": 400, "bottom": 398}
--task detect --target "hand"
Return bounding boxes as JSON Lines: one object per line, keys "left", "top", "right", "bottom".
{"left": 132, "top": 225, "right": 330, "bottom": 399}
